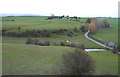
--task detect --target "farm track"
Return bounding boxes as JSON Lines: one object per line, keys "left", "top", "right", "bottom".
{"left": 85, "top": 30, "right": 113, "bottom": 50}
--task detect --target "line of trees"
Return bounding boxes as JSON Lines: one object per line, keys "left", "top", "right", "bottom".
{"left": 25, "top": 38, "right": 85, "bottom": 49}
{"left": 87, "top": 18, "right": 110, "bottom": 33}
{"left": 3, "top": 26, "right": 87, "bottom": 37}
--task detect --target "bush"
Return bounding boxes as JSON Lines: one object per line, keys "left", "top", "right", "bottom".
{"left": 6, "top": 32, "right": 17, "bottom": 37}
{"left": 60, "top": 41, "right": 66, "bottom": 46}
{"left": 46, "top": 33, "right": 50, "bottom": 37}
{"left": 74, "top": 27, "right": 77, "bottom": 32}
{"left": 65, "top": 44, "right": 71, "bottom": 47}
{"left": 80, "top": 26, "right": 85, "bottom": 32}
{"left": 103, "top": 20, "right": 110, "bottom": 27}
{"left": 62, "top": 49, "right": 95, "bottom": 75}
{"left": 34, "top": 39, "right": 39, "bottom": 45}
{"left": 53, "top": 42, "right": 59, "bottom": 46}
{"left": 26, "top": 38, "right": 33, "bottom": 44}
{"left": 12, "top": 19, "right": 15, "bottom": 21}
{"left": 70, "top": 43, "right": 76, "bottom": 47}
{"left": 69, "top": 30, "right": 74, "bottom": 34}
{"left": 59, "top": 29, "right": 64, "bottom": 33}
{"left": 64, "top": 29, "right": 68, "bottom": 31}
{"left": 67, "top": 33, "right": 72, "bottom": 37}
{"left": 44, "top": 41, "right": 50, "bottom": 46}
{"left": 41, "top": 30, "right": 50, "bottom": 37}
{"left": 75, "top": 44, "right": 85, "bottom": 50}
{"left": 80, "top": 44, "right": 85, "bottom": 50}
{"left": 37, "top": 42, "right": 44, "bottom": 46}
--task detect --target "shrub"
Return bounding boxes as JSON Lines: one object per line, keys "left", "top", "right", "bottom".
{"left": 69, "top": 30, "right": 74, "bottom": 34}
{"left": 60, "top": 41, "right": 66, "bottom": 46}
{"left": 44, "top": 41, "right": 50, "bottom": 46}
{"left": 67, "top": 33, "right": 72, "bottom": 37}
{"left": 46, "top": 33, "right": 50, "bottom": 37}
{"left": 75, "top": 44, "right": 81, "bottom": 48}
{"left": 70, "top": 43, "right": 76, "bottom": 47}
{"left": 17, "top": 32, "right": 21, "bottom": 37}
{"left": 65, "top": 44, "right": 71, "bottom": 47}
{"left": 26, "top": 38, "right": 33, "bottom": 44}
{"left": 34, "top": 39, "right": 39, "bottom": 45}
{"left": 18, "top": 27, "right": 21, "bottom": 30}
{"left": 59, "top": 29, "right": 64, "bottom": 33}
{"left": 103, "top": 20, "right": 110, "bottom": 27}
{"left": 80, "top": 44, "right": 85, "bottom": 50}
{"left": 64, "top": 29, "right": 68, "bottom": 31}
{"left": 41, "top": 30, "right": 50, "bottom": 37}
{"left": 62, "top": 49, "right": 95, "bottom": 75}
{"left": 80, "top": 26, "right": 85, "bottom": 32}
{"left": 6, "top": 32, "right": 17, "bottom": 37}
{"left": 75, "top": 44, "right": 85, "bottom": 50}
{"left": 12, "top": 19, "right": 15, "bottom": 21}
{"left": 86, "top": 18, "right": 91, "bottom": 23}
{"left": 37, "top": 30, "right": 41, "bottom": 33}
{"left": 53, "top": 42, "right": 59, "bottom": 46}
{"left": 74, "top": 27, "right": 78, "bottom": 32}
{"left": 37, "top": 42, "right": 43, "bottom": 46}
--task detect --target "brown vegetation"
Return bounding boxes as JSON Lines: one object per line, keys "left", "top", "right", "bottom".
{"left": 88, "top": 22, "right": 96, "bottom": 33}
{"left": 87, "top": 18, "right": 110, "bottom": 33}
{"left": 61, "top": 49, "right": 95, "bottom": 75}
{"left": 48, "top": 49, "right": 95, "bottom": 75}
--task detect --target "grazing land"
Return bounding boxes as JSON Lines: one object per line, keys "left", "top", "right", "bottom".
{"left": 3, "top": 43, "right": 118, "bottom": 75}
{"left": 2, "top": 16, "right": 118, "bottom": 75}
{"left": 2, "top": 16, "right": 86, "bottom": 31}
{"left": 90, "top": 18, "right": 118, "bottom": 45}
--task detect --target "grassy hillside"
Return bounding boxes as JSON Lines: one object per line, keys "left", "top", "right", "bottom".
{"left": 2, "top": 43, "right": 74, "bottom": 75}
{"left": 2, "top": 16, "right": 106, "bottom": 49}
{"left": 3, "top": 43, "right": 118, "bottom": 75}
{"left": 89, "top": 51, "right": 118, "bottom": 75}
{"left": 90, "top": 18, "right": 118, "bottom": 45}
{"left": 2, "top": 17, "right": 118, "bottom": 75}
{"left": 2, "top": 16, "right": 87, "bottom": 31}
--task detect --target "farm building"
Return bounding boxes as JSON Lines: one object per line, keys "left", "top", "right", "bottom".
{"left": 107, "top": 42, "right": 117, "bottom": 48}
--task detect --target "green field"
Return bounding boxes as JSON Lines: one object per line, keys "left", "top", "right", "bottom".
{"left": 3, "top": 43, "right": 118, "bottom": 75}
{"left": 2, "top": 16, "right": 118, "bottom": 75}
{"left": 2, "top": 16, "right": 104, "bottom": 49}
{"left": 2, "top": 16, "right": 87, "bottom": 31}
{"left": 90, "top": 18, "right": 118, "bottom": 45}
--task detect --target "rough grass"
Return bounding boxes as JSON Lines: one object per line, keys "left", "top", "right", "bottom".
{"left": 2, "top": 43, "right": 118, "bottom": 75}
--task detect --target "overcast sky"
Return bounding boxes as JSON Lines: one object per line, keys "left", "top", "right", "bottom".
{"left": 0, "top": 0, "right": 119, "bottom": 17}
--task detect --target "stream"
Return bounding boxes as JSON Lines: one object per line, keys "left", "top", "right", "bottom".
{"left": 85, "top": 49, "right": 107, "bottom": 51}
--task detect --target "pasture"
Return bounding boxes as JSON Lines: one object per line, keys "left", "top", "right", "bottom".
{"left": 2, "top": 16, "right": 118, "bottom": 75}
{"left": 3, "top": 43, "right": 118, "bottom": 75}
{"left": 2, "top": 16, "right": 87, "bottom": 31}
{"left": 90, "top": 18, "right": 118, "bottom": 45}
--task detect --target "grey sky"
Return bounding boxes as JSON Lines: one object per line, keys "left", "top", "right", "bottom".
{"left": 0, "top": 0, "right": 119, "bottom": 17}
